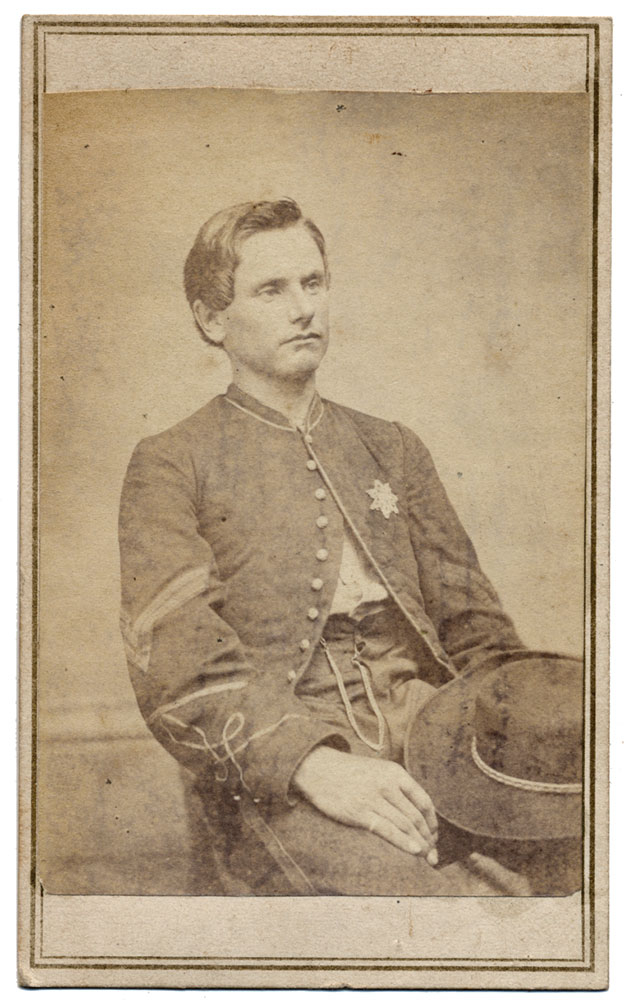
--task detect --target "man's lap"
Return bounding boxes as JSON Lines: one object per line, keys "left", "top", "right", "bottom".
{"left": 184, "top": 772, "right": 579, "bottom": 897}
{"left": 238, "top": 796, "right": 536, "bottom": 896}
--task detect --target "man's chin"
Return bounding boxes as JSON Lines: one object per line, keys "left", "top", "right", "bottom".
{"left": 283, "top": 345, "right": 327, "bottom": 375}
{"left": 264, "top": 361, "right": 318, "bottom": 385}
{"left": 284, "top": 363, "right": 321, "bottom": 381}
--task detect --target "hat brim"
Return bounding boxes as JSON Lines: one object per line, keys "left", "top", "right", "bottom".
{"left": 404, "top": 654, "right": 583, "bottom": 841}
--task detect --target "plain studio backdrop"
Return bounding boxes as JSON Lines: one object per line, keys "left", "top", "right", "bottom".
{"left": 38, "top": 87, "right": 589, "bottom": 892}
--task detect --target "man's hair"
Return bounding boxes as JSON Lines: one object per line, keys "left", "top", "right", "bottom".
{"left": 183, "top": 197, "right": 328, "bottom": 344}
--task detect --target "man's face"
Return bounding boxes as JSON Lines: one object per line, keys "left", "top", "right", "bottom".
{"left": 216, "top": 224, "right": 330, "bottom": 383}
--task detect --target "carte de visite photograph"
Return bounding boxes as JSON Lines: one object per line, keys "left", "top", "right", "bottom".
{"left": 19, "top": 16, "right": 610, "bottom": 990}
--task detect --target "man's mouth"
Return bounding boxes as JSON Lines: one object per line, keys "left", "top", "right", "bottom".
{"left": 284, "top": 332, "right": 322, "bottom": 345}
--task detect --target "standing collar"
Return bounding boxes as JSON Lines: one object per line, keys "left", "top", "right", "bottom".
{"left": 224, "top": 383, "right": 325, "bottom": 434}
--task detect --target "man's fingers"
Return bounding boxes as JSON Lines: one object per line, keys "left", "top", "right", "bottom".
{"left": 399, "top": 775, "right": 439, "bottom": 836}
{"left": 384, "top": 788, "right": 437, "bottom": 846}
{"left": 365, "top": 812, "right": 438, "bottom": 864}
{"left": 375, "top": 799, "right": 425, "bottom": 842}
{"left": 371, "top": 802, "right": 434, "bottom": 861}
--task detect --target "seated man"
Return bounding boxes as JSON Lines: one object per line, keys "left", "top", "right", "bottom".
{"left": 118, "top": 197, "right": 581, "bottom": 895}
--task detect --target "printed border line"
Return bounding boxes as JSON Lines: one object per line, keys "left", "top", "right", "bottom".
{"left": 30, "top": 962, "right": 594, "bottom": 973}
{"left": 38, "top": 883, "right": 43, "bottom": 962}
{"left": 579, "top": 25, "right": 593, "bottom": 968}
{"left": 33, "top": 889, "right": 589, "bottom": 900}
{"left": 29, "top": 20, "right": 40, "bottom": 974}
{"left": 28, "top": 17, "right": 602, "bottom": 976}
{"left": 30, "top": 17, "right": 601, "bottom": 29}
{"left": 37, "top": 956, "right": 590, "bottom": 964}
{"left": 579, "top": 17, "right": 599, "bottom": 975}
{"left": 587, "top": 15, "right": 601, "bottom": 976}
{"left": 40, "top": 30, "right": 592, "bottom": 35}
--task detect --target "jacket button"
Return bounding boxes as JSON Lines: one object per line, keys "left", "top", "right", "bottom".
{"left": 306, "top": 459, "right": 317, "bottom": 471}
{"left": 304, "top": 433, "right": 313, "bottom": 444}
{"left": 316, "top": 515, "right": 328, "bottom": 529}
{"left": 315, "top": 488, "right": 327, "bottom": 501}
{"left": 316, "top": 548, "right": 329, "bottom": 561}
{"left": 287, "top": 669, "right": 297, "bottom": 682}
{"left": 299, "top": 638, "right": 310, "bottom": 651}
{"left": 311, "top": 577, "right": 324, "bottom": 591}
{"left": 307, "top": 607, "right": 319, "bottom": 620}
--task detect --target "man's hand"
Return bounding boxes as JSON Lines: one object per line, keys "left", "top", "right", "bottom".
{"left": 291, "top": 745, "right": 439, "bottom": 865}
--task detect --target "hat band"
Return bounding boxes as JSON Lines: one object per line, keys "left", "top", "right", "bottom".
{"left": 470, "top": 737, "right": 582, "bottom": 795}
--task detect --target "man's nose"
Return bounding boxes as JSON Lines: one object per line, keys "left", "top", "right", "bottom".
{"left": 287, "top": 286, "right": 315, "bottom": 324}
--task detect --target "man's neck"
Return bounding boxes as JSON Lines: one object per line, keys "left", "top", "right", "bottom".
{"left": 231, "top": 370, "right": 318, "bottom": 428}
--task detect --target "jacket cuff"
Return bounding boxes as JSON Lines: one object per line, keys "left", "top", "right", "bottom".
{"left": 239, "top": 716, "right": 351, "bottom": 811}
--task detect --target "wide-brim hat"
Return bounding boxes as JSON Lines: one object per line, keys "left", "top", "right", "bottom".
{"left": 405, "top": 652, "right": 583, "bottom": 841}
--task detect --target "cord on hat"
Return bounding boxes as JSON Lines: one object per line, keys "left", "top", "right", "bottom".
{"left": 470, "top": 736, "right": 582, "bottom": 795}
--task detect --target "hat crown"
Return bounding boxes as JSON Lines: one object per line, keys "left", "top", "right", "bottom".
{"left": 473, "top": 660, "right": 582, "bottom": 788}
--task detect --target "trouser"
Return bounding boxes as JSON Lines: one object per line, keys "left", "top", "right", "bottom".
{"left": 186, "top": 771, "right": 581, "bottom": 896}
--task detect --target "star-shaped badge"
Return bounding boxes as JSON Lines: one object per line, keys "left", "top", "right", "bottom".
{"left": 366, "top": 480, "right": 399, "bottom": 519}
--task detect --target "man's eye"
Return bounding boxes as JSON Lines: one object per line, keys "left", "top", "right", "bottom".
{"left": 259, "top": 287, "right": 280, "bottom": 299}
{"left": 305, "top": 279, "right": 321, "bottom": 292}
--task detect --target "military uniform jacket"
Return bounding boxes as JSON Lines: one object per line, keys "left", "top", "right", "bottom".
{"left": 119, "top": 384, "right": 522, "bottom": 814}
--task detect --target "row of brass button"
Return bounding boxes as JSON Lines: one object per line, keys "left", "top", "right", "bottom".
{"left": 291, "top": 455, "right": 329, "bottom": 681}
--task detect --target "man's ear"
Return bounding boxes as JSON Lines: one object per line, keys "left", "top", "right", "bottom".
{"left": 192, "top": 299, "right": 226, "bottom": 345}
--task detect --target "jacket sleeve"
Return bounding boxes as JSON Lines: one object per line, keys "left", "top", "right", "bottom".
{"left": 397, "top": 423, "right": 525, "bottom": 673}
{"left": 118, "top": 436, "right": 349, "bottom": 811}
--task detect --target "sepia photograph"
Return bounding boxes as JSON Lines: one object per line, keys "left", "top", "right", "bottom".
{"left": 20, "top": 16, "right": 609, "bottom": 989}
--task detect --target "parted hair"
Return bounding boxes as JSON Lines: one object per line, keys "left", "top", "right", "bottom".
{"left": 184, "top": 198, "right": 328, "bottom": 344}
